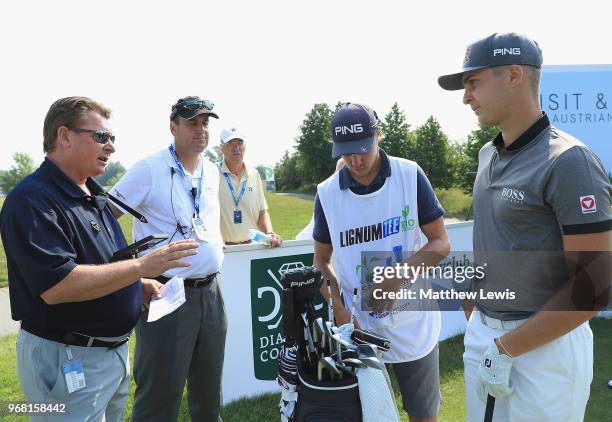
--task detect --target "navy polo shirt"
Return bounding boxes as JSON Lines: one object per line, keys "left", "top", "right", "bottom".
{"left": 0, "top": 158, "right": 141, "bottom": 336}
{"left": 313, "top": 149, "right": 445, "bottom": 243}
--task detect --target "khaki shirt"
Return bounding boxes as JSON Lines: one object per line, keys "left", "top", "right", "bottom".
{"left": 218, "top": 160, "right": 269, "bottom": 243}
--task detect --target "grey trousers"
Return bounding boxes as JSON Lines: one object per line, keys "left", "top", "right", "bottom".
{"left": 16, "top": 329, "right": 130, "bottom": 422}
{"left": 131, "top": 277, "right": 227, "bottom": 422}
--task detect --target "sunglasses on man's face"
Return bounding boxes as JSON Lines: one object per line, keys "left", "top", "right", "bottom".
{"left": 70, "top": 127, "right": 116, "bottom": 144}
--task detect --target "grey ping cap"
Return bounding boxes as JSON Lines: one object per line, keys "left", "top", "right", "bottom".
{"left": 438, "top": 33, "right": 543, "bottom": 91}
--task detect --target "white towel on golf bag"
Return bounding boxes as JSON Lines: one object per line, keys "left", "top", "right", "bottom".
{"left": 357, "top": 366, "right": 400, "bottom": 422}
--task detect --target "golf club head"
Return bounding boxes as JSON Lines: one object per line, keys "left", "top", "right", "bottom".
{"left": 337, "top": 362, "right": 355, "bottom": 376}
{"left": 359, "top": 356, "right": 386, "bottom": 371}
{"left": 331, "top": 333, "right": 357, "bottom": 351}
{"left": 342, "top": 357, "right": 367, "bottom": 369}
{"left": 357, "top": 343, "right": 380, "bottom": 358}
{"left": 322, "top": 356, "right": 341, "bottom": 378}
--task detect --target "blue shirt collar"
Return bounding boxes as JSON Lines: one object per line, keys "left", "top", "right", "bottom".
{"left": 43, "top": 158, "right": 108, "bottom": 209}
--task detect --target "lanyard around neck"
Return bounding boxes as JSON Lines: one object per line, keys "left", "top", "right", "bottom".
{"left": 169, "top": 144, "right": 203, "bottom": 217}
{"left": 223, "top": 172, "right": 247, "bottom": 208}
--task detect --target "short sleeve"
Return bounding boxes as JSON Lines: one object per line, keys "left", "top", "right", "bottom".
{"left": 545, "top": 146, "right": 612, "bottom": 235}
{"left": 312, "top": 194, "right": 331, "bottom": 243}
{"left": 110, "top": 159, "right": 153, "bottom": 211}
{"left": 1, "top": 205, "right": 77, "bottom": 296}
{"left": 256, "top": 171, "right": 268, "bottom": 212}
{"left": 416, "top": 165, "right": 445, "bottom": 225}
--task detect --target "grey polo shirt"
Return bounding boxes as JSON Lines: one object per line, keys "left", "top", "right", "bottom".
{"left": 472, "top": 113, "right": 612, "bottom": 320}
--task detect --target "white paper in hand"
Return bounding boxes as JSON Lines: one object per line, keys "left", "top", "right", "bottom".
{"left": 147, "top": 276, "right": 186, "bottom": 322}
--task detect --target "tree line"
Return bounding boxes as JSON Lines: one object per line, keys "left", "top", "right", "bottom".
{"left": 0, "top": 154, "right": 126, "bottom": 194}
{"left": 274, "top": 102, "right": 498, "bottom": 193}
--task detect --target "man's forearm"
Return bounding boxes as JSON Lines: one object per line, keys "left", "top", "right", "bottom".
{"left": 257, "top": 210, "right": 273, "bottom": 233}
{"left": 500, "top": 310, "right": 596, "bottom": 357}
{"left": 500, "top": 231, "right": 611, "bottom": 357}
{"left": 404, "top": 238, "right": 450, "bottom": 269}
{"left": 313, "top": 255, "right": 347, "bottom": 317}
{"left": 41, "top": 259, "right": 144, "bottom": 305}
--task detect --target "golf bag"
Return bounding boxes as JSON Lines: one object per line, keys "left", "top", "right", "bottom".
{"left": 278, "top": 266, "right": 363, "bottom": 422}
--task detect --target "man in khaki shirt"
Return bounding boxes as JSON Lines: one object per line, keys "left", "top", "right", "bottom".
{"left": 218, "top": 127, "right": 282, "bottom": 247}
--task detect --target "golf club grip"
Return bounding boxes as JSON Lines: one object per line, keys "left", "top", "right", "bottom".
{"left": 484, "top": 394, "right": 495, "bottom": 422}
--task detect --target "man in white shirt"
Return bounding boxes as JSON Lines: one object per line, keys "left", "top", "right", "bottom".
{"left": 111, "top": 96, "right": 226, "bottom": 422}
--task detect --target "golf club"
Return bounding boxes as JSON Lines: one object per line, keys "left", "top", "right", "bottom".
{"left": 314, "top": 318, "right": 326, "bottom": 356}
{"left": 326, "top": 279, "right": 334, "bottom": 325}
{"left": 484, "top": 394, "right": 495, "bottom": 422}
{"left": 351, "top": 328, "right": 391, "bottom": 352}
{"left": 321, "top": 356, "right": 341, "bottom": 381}
{"left": 358, "top": 355, "right": 386, "bottom": 371}
{"left": 350, "top": 287, "right": 357, "bottom": 325}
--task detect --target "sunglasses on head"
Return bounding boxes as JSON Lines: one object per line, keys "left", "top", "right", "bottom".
{"left": 70, "top": 127, "right": 116, "bottom": 144}
{"left": 171, "top": 98, "right": 214, "bottom": 120}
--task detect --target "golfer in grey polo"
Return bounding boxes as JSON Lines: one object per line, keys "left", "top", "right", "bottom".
{"left": 439, "top": 33, "right": 612, "bottom": 421}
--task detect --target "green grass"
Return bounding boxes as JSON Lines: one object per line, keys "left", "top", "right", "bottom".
{"left": 0, "top": 196, "right": 6, "bottom": 288}
{"left": 265, "top": 192, "right": 313, "bottom": 240}
{"left": 435, "top": 188, "right": 472, "bottom": 220}
{"left": 278, "top": 184, "right": 318, "bottom": 196}
{"left": 1, "top": 319, "right": 610, "bottom": 421}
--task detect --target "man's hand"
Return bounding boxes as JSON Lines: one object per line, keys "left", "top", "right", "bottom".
{"left": 141, "top": 278, "right": 163, "bottom": 309}
{"left": 268, "top": 232, "right": 283, "bottom": 248}
{"left": 368, "top": 277, "right": 403, "bottom": 314}
{"left": 476, "top": 339, "right": 514, "bottom": 401}
{"left": 137, "top": 239, "right": 198, "bottom": 278}
{"left": 333, "top": 305, "right": 362, "bottom": 330}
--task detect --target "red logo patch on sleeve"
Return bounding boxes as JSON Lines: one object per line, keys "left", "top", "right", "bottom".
{"left": 580, "top": 195, "right": 597, "bottom": 214}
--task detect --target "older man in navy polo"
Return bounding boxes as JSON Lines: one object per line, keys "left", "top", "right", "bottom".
{"left": 0, "top": 96, "right": 198, "bottom": 421}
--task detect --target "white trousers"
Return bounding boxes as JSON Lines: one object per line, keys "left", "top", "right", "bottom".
{"left": 463, "top": 311, "right": 593, "bottom": 422}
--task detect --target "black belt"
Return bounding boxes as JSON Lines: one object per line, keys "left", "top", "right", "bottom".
{"left": 156, "top": 272, "right": 218, "bottom": 288}
{"left": 21, "top": 321, "right": 130, "bottom": 349}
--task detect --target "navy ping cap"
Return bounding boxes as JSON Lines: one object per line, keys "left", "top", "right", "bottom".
{"left": 330, "top": 103, "right": 379, "bottom": 158}
{"left": 438, "top": 33, "right": 543, "bottom": 91}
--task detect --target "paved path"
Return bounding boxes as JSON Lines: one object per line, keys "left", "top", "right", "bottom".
{"left": 0, "top": 287, "right": 19, "bottom": 336}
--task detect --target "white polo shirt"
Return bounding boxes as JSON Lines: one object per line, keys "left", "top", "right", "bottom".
{"left": 110, "top": 147, "right": 224, "bottom": 278}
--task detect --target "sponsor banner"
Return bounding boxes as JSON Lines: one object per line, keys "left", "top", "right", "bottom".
{"left": 249, "top": 253, "right": 328, "bottom": 380}
{"left": 541, "top": 65, "right": 612, "bottom": 173}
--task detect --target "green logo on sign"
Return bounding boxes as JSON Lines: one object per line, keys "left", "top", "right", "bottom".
{"left": 250, "top": 253, "right": 326, "bottom": 380}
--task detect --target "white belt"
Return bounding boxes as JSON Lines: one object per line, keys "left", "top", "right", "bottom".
{"left": 478, "top": 311, "right": 529, "bottom": 330}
